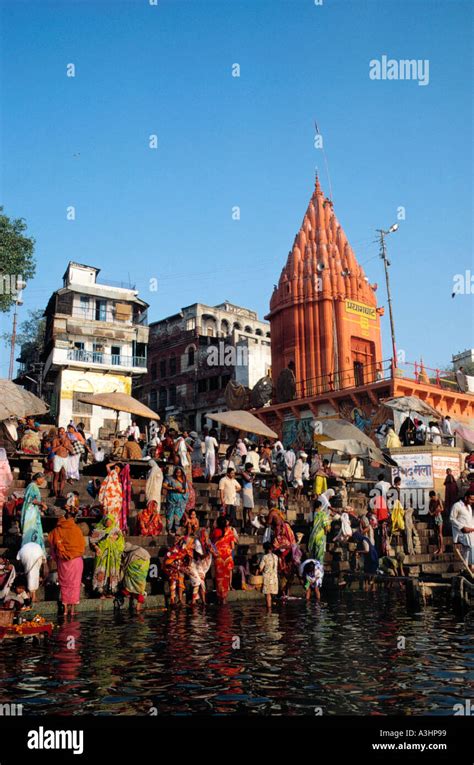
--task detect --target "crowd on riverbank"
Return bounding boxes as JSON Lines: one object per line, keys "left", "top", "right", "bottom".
{"left": 1, "top": 419, "right": 474, "bottom": 616}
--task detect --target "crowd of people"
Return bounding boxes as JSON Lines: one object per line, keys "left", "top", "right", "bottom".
{"left": 0, "top": 416, "right": 474, "bottom": 618}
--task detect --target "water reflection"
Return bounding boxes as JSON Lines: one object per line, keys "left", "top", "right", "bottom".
{"left": 0, "top": 593, "right": 472, "bottom": 716}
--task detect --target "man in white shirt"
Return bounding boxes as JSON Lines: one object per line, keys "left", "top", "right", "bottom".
{"left": 126, "top": 420, "right": 141, "bottom": 441}
{"left": 218, "top": 467, "right": 242, "bottom": 526}
{"left": 246, "top": 444, "right": 260, "bottom": 472}
{"left": 292, "top": 451, "right": 309, "bottom": 500}
{"left": 284, "top": 447, "right": 296, "bottom": 484}
{"left": 175, "top": 431, "right": 191, "bottom": 469}
{"left": 204, "top": 431, "right": 219, "bottom": 480}
{"left": 440, "top": 416, "right": 454, "bottom": 447}
{"left": 450, "top": 491, "right": 474, "bottom": 572}
{"left": 427, "top": 422, "right": 442, "bottom": 445}
{"left": 374, "top": 473, "right": 392, "bottom": 502}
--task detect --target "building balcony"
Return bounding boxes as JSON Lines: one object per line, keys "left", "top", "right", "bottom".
{"left": 45, "top": 346, "right": 147, "bottom": 375}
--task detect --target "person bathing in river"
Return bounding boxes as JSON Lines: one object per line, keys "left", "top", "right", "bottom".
{"left": 258, "top": 541, "right": 279, "bottom": 610}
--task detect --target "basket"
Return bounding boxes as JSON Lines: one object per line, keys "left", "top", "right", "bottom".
{"left": 0, "top": 611, "right": 15, "bottom": 626}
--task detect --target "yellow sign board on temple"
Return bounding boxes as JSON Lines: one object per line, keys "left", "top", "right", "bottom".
{"left": 345, "top": 300, "right": 377, "bottom": 320}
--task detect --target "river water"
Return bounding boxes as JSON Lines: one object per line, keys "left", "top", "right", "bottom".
{"left": 1, "top": 593, "right": 472, "bottom": 716}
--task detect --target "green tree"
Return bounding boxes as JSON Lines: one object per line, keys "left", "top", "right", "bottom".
{"left": 0, "top": 207, "right": 36, "bottom": 312}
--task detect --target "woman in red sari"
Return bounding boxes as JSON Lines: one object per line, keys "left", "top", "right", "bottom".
{"left": 137, "top": 500, "right": 163, "bottom": 536}
{"left": 211, "top": 515, "right": 236, "bottom": 604}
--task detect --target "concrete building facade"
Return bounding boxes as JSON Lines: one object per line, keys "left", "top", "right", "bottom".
{"left": 41, "top": 262, "right": 149, "bottom": 436}
{"left": 136, "top": 301, "right": 271, "bottom": 431}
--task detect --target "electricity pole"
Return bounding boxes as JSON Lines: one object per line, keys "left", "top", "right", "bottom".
{"left": 377, "top": 226, "right": 398, "bottom": 370}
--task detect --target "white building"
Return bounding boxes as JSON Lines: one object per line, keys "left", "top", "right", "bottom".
{"left": 452, "top": 349, "right": 474, "bottom": 371}
{"left": 42, "top": 262, "right": 149, "bottom": 437}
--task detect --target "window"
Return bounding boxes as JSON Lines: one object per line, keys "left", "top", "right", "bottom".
{"left": 169, "top": 357, "right": 177, "bottom": 375}
{"left": 151, "top": 362, "right": 157, "bottom": 380}
{"left": 255, "top": 329, "right": 263, "bottom": 336}
{"left": 186, "top": 317, "right": 196, "bottom": 331}
{"left": 198, "top": 379, "right": 207, "bottom": 393}
{"left": 209, "top": 376, "right": 219, "bottom": 391}
{"left": 72, "top": 392, "right": 92, "bottom": 414}
{"left": 187, "top": 347, "right": 195, "bottom": 366}
{"left": 92, "top": 343, "right": 104, "bottom": 363}
{"left": 95, "top": 299, "right": 107, "bottom": 321}
{"left": 79, "top": 296, "right": 90, "bottom": 318}
{"left": 159, "top": 387, "right": 167, "bottom": 408}
{"left": 207, "top": 327, "right": 214, "bottom": 337}
{"left": 244, "top": 326, "right": 252, "bottom": 333}
{"left": 111, "top": 346, "right": 121, "bottom": 365}
{"left": 159, "top": 360, "right": 167, "bottom": 378}
{"left": 169, "top": 385, "right": 177, "bottom": 406}
{"left": 149, "top": 390, "right": 158, "bottom": 411}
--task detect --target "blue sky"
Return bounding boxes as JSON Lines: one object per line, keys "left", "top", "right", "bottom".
{"left": 0, "top": 0, "right": 472, "bottom": 377}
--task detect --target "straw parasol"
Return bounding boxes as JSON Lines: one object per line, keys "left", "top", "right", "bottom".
{"left": 322, "top": 438, "right": 398, "bottom": 467}
{"left": 77, "top": 392, "right": 159, "bottom": 434}
{"left": 0, "top": 379, "right": 49, "bottom": 421}
{"left": 205, "top": 410, "right": 278, "bottom": 438}
{"left": 380, "top": 396, "right": 441, "bottom": 419}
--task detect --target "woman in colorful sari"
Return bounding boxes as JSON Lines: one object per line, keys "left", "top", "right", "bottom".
{"left": 137, "top": 500, "right": 163, "bottom": 536}
{"left": 313, "top": 468, "right": 328, "bottom": 498}
{"left": 120, "top": 543, "right": 150, "bottom": 611}
{"left": 48, "top": 505, "right": 85, "bottom": 616}
{"left": 308, "top": 497, "right": 332, "bottom": 562}
{"left": 20, "top": 473, "right": 48, "bottom": 553}
{"left": 98, "top": 463, "right": 123, "bottom": 528}
{"left": 0, "top": 448, "right": 13, "bottom": 536}
{"left": 90, "top": 514, "right": 125, "bottom": 597}
{"left": 162, "top": 535, "right": 193, "bottom": 605}
{"left": 119, "top": 462, "right": 132, "bottom": 533}
{"left": 272, "top": 519, "right": 296, "bottom": 587}
{"left": 66, "top": 424, "right": 83, "bottom": 481}
{"left": 163, "top": 466, "right": 189, "bottom": 534}
{"left": 211, "top": 515, "right": 236, "bottom": 604}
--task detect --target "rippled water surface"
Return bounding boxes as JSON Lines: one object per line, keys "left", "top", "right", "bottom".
{"left": 1, "top": 593, "right": 473, "bottom": 715}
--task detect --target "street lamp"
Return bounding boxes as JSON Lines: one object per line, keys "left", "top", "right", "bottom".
{"left": 376, "top": 225, "right": 398, "bottom": 370}
{"left": 8, "top": 278, "right": 26, "bottom": 380}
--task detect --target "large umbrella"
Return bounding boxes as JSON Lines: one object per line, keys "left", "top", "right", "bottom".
{"left": 77, "top": 392, "right": 159, "bottom": 434}
{"left": 313, "top": 417, "right": 376, "bottom": 447}
{"left": 205, "top": 410, "right": 278, "bottom": 438}
{"left": 0, "top": 379, "right": 49, "bottom": 421}
{"left": 322, "top": 438, "right": 398, "bottom": 467}
{"left": 381, "top": 396, "right": 441, "bottom": 420}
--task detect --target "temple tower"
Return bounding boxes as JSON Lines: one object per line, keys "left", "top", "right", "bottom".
{"left": 267, "top": 175, "right": 384, "bottom": 395}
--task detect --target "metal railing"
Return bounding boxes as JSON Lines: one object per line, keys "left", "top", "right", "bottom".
{"left": 295, "top": 359, "right": 393, "bottom": 399}
{"left": 398, "top": 361, "right": 461, "bottom": 392}
{"left": 67, "top": 349, "right": 147, "bottom": 368}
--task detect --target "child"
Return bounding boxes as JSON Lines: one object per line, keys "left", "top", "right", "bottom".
{"left": 65, "top": 491, "right": 80, "bottom": 514}
{"left": 234, "top": 545, "right": 253, "bottom": 591}
{"left": 258, "top": 541, "right": 279, "bottom": 610}
{"left": 299, "top": 558, "right": 324, "bottom": 601}
{"left": 3, "top": 576, "right": 31, "bottom": 610}
{"left": 428, "top": 490, "right": 444, "bottom": 555}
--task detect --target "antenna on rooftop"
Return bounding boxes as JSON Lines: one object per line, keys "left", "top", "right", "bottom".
{"left": 314, "top": 118, "right": 333, "bottom": 201}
